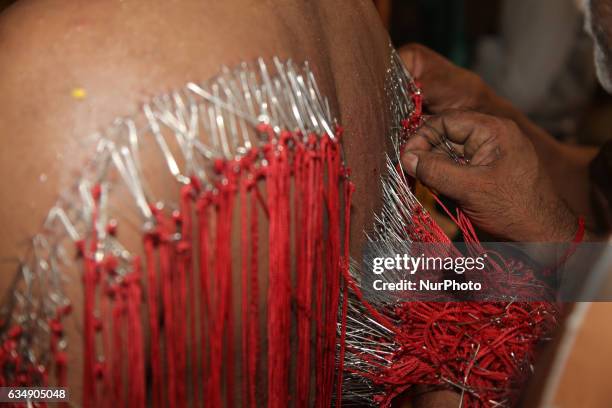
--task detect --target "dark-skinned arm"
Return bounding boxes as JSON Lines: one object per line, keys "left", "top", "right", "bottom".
{"left": 398, "top": 44, "right": 598, "bottom": 226}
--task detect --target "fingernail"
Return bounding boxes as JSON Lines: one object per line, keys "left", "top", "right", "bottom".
{"left": 402, "top": 152, "right": 418, "bottom": 176}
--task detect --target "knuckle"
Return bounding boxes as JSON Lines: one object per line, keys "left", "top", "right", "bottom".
{"left": 439, "top": 109, "right": 471, "bottom": 127}
{"left": 447, "top": 109, "right": 488, "bottom": 125}
{"left": 479, "top": 113, "right": 502, "bottom": 127}
{"left": 486, "top": 117, "right": 517, "bottom": 139}
{"left": 498, "top": 117, "right": 520, "bottom": 133}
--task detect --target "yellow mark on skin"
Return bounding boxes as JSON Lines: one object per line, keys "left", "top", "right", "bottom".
{"left": 71, "top": 87, "right": 87, "bottom": 100}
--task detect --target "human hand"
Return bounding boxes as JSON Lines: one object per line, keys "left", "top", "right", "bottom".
{"left": 399, "top": 44, "right": 599, "bottom": 226}
{"left": 401, "top": 110, "right": 578, "bottom": 242}
{"left": 398, "top": 44, "right": 497, "bottom": 114}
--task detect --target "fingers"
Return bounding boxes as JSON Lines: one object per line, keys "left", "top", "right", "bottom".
{"left": 401, "top": 110, "right": 518, "bottom": 202}
{"left": 398, "top": 43, "right": 447, "bottom": 81}
{"left": 402, "top": 150, "right": 476, "bottom": 202}
{"left": 407, "top": 119, "right": 465, "bottom": 156}
{"left": 415, "top": 111, "right": 505, "bottom": 164}
{"left": 402, "top": 132, "right": 433, "bottom": 152}
{"left": 398, "top": 43, "right": 492, "bottom": 114}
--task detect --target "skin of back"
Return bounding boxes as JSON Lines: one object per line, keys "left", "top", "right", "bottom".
{"left": 0, "top": 0, "right": 394, "bottom": 402}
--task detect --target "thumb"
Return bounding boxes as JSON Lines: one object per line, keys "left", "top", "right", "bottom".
{"left": 402, "top": 150, "right": 475, "bottom": 202}
{"left": 398, "top": 43, "right": 448, "bottom": 82}
{"left": 398, "top": 43, "right": 427, "bottom": 79}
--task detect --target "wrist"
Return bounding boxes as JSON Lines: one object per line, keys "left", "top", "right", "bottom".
{"left": 517, "top": 214, "right": 584, "bottom": 268}
{"left": 518, "top": 196, "right": 579, "bottom": 243}
{"left": 528, "top": 212, "right": 579, "bottom": 243}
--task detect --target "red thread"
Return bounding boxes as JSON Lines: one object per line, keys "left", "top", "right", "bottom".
{"left": 126, "top": 261, "right": 145, "bottom": 408}
{"left": 336, "top": 179, "right": 355, "bottom": 407}
{"left": 82, "top": 184, "right": 101, "bottom": 408}
{"left": 158, "top": 214, "right": 177, "bottom": 408}
{"left": 248, "top": 180, "right": 260, "bottom": 408}
{"left": 240, "top": 173, "right": 250, "bottom": 407}
{"left": 30, "top": 128, "right": 355, "bottom": 408}
{"left": 295, "top": 140, "right": 313, "bottom": 408}
{"left": 266, "top": 141, "right": 292, "bottom": 408}
{"left": 196, "top": 194, "right": 211, "bottom": 406}
{"left": 144, "top": 232, "right": 162, "bottom": 408}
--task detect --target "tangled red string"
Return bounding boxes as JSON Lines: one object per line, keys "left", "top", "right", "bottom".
{"left": 345, "top": 82, "right": 586, "bottom": 406}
